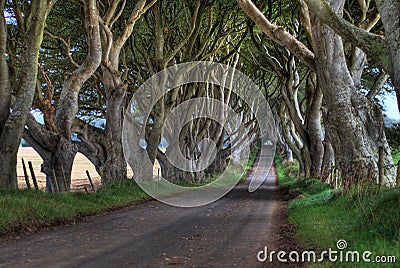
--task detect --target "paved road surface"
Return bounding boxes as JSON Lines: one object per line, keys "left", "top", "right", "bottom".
{"left": 0, "top": 168, "right": 287, "bottom": 267}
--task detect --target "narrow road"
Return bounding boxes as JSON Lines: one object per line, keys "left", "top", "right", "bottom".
{"left": 0, "top": 166, "right": 290, "bottom": 267}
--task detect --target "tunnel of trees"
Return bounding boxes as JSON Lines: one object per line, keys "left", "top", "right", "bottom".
{"left": 0, "top": 0, "right": 399, "bottom": 191}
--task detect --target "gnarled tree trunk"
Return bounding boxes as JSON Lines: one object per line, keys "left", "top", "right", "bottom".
{"left": 25, "top": 0, "right": 101, "bottom": 191}
{"left": 76, "top": 0, "right": 158, "bottom": 183}
{"left": 0, "top": 0, "right": 54, "bottom": 189}
{"left": 311, "top": 0, "right": 395, "bottom": 186}
{"left": 304, "top": 73, "right": 324, "bottom": 177}
{"left": 238, "top": 0, "right": 395, "bottom": 186}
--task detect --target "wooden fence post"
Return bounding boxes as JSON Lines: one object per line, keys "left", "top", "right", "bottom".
{"left": 60, "top": 166, "right": 68, "bottom": 192}
{"left": 52, "top": 169, "right": 60, "bottom": 193}
{"left": 28, "top": 161, "right": 39, "bottom": 190}
{"left": 86, "top": 170, "right": 95, "bottom": 192}
{"left": 21, "top": 158, "right": 31, "bottom": 189}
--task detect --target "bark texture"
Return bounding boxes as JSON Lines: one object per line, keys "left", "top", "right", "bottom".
{"left": 304, "top": 73, "right": 324, "bottom": 177}
{"left": 238, "top": 0, "right": 395, "bottom": 186}
{"left": 25, "top": 0, "right": 101, "bottom": 191}
{"left": 304, "top": 0, "right": 400, "bottom": 113}
{"left": 76, "top": 0, "right": 157, "bottom": 182}
{"left": 0, "top": 0, "right": 55, "bottom": 188}
{"left": 311, "top": 0, "right": 395, "bottom": 186}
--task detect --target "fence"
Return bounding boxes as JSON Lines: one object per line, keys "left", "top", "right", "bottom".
{"left": 17, "top": 147, "right": 101, "bottom": 192}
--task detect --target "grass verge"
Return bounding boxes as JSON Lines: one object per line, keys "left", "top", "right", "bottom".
{"left": 0, "top": 180, "right": 148, "bottom": 238}
{"left": 275, "top": 155, "right": 400, "bottom": 267}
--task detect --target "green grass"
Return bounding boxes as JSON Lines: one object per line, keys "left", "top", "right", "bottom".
{"left": 276, "top": 154, "right": 400, "bottom": 267}
{"left": 0, "top": 180, "right": 148, "bottom": 237}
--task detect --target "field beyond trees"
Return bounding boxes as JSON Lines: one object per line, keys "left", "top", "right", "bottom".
{"left": 17, "top": 147, "right": 101, "bottom": 191}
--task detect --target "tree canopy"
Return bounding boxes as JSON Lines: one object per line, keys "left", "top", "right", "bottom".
{"left": 1, "top": 0, "right": 399, "bottom": 190}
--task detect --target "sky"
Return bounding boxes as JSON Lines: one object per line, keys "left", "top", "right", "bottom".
{"left": 381, "top": 92, "right": 400, "bottom": 120}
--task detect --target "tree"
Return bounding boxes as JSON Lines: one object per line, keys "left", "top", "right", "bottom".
{"left": 237, "top": 0, "right": 395, "bottom": 186}
{"left": 23, "top": 0, "right": 254, "bottom": 188}
{"left": 24, "top": 0, "right": 101, "bottom": 191}
{"left": 245, "top": 13, "right": 325, "bottom": 178}
{"left": 123, "top": 0, "right": 253, "bottom": 183}
{"left": 73, "top": 0, "right": 158, "bottom": 183}
{"left": 0, "top": 0, "right": 56, "bottom": 189}
{"left": 302, "top": 0, "right": 400, "bottom": 113}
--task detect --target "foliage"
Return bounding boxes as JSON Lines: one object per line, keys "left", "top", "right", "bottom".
{"left": 385, "top": 123, "right": 400, "bottom": 149}
{"left": 392, "top": 148, "right": 400, "bottom": 164}
{"left": 274, "top": 154, "right": 299, "bottom": 186}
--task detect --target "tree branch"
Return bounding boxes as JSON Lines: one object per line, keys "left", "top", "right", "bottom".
{"left": 114, "top": 0, "right": 158, "bottom": 51}
{"left": 237, "top": 0, "right": 316, "bottom": 71}
{"left": 302, "top": 0, "right": 388, "bottom": 70}
{"left": 103, "top": 0, "right": 123, "bottom": 26}
{"left": 366, "top": 70, "right": 388, "bottom": 100}
{"left": 45, "top": 30, "right": 80, "bottom": 68}
{"left": 164, "top": 0, "right": 201, "bottom": 64}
